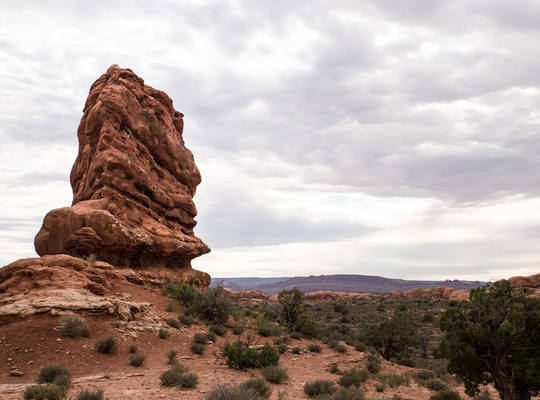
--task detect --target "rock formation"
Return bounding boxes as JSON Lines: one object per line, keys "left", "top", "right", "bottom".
{"left": 34, "top": 65, "right": 210, "bottom": 274}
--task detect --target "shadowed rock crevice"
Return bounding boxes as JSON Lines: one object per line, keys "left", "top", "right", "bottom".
{"left": 34, "top": 65, "right": 210, "bottom": 273}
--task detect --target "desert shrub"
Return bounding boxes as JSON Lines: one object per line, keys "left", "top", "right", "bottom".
{"left": 221, "top": 340, "right": 279, "bottom": 370}
{"left": 209, "top": 325, "right": 228, "bottom": 336}
{"left": 129, "top": 353, "right": 145, "bottom": 367}
{"left": 376, "top": 304, "right": 385, "bottom": 311}
{"left": 160, "top": 364, "right": 188, "bottom": 386}
{"left": 232, "top": 324, "right": 245, "bottom": 335}
{"left": 75, "top": 389, "right": 104, "bottom": 400}
{"left": 158, "top": 328, "right": 170, "bottom": 339}
{"left": 167, "top": 350, "right": 178, "bottom": 364}
{"left": 304, "top": 380, "right": 337, "bottom": 398}
{"left": 128, "top": 343, "right": 138, "bottom": 354}
{"left": 354, "top": 341, "right": 367, "bottom": 352}
{"left": 307, "top": 343, "right": 321, "bottom": 353}
{"left": 474, "top": 391, "right": 491, "bottom": 400}
{"left": 179, "top": 314, "right": 195, "bottom": 326}
{"left": 205, "top": 384, "right": 255, "bottom": 400}
{"left": 295, "top": 316, "right": 320, "bottom": 339}
{"left": 327, "top": 387, "right": 365, "bottom": 400}
{"left": 289, "top": 331, "right": 302, "bottom": 340}
{"left": 59, "top": 314, "right": 90, "bottom": 338}
{"left": 329, "top": 364, "right": 340, "bottom": 374}
{"left": 366, "top": 354, "right": 381, "bottom": 374}
{"left": 178, "top": 372, "right": 199, "bottom": 389}
{"left": 277, "top": 343, "right": 288, "bottom": 354}
{"left": 335, "top": 343, "right": 348, "bottom": 353}
{"left": 338, "top": 368, "right": 369, "bottom": 388}
{"left": 397, "top": 357, "right": 416, "bottom": 367}
{"left": 163, "top": 282, "right": 198, "bottom": 307}
{"left": 23, "top": 384, "right": 67, "bottom": 400}
{"left": 191, "top": 342, "right": 206, "bottom": 355}
{"left": 240, "top": 378, "right": 271, "bottom": 399}
{"left": 278, "top": 287, "right": 305, "bottom": 328}
{"left": 422, "top": 378, "right": 448, "bottom": 391}
{"left": 422, "top": 313, "right": 435, "bottom": 323}
{"left": 261, "top": 365, "right": 289, "bottom": 384}
{"left": 291, "top": 346, "right": 301, "bottom": 354}
{"left": 94, "top": 335, "right": 118, "bottom": 354}
{"left": 364, "top": 311, "right": 418, "bottom": 360}
{"left": 429, "top": 389, "right": 461, "bottom": 400}
{"left": 164, "top": 317, "right": 181, "bottom": 329}
{"left": 37, "top": 365, "right": 71, "bottom": 387}
{"left": 257, "top": 315, "right": 281, "bottom": 337}
{"left": 398, "top": 304, "right": 408, "bottom": 311}
{"left": 189, "top": 286, "right": 231, "bottom": 324}
{"left": 376, "top": 383, "right": 385, "bottom": 392}
{"left": 415, "top": 369, "right": 437, "bottom": 381}
{"left": 194, "top": 332, "right": 216, "bottom": 344}
{"left": 273, "top": 336, "right": 290, "bottom": 345}
{"left": 333, "top": 302, "right": 349, "bottom": 315}
{"left": 377, "top": 373, "right": 410, "bottom": 388}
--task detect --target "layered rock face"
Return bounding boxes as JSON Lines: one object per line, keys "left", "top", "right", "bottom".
{"left": 35, "top": 65, "right": 210, "bottom": 272}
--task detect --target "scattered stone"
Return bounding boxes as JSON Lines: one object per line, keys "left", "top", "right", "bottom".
{"left": 10, "top": 370, "right": 24, "bottom": 377}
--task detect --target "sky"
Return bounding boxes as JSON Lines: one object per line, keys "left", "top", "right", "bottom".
{"left": 1, "top": 1, "right": 540, "bottom": 281}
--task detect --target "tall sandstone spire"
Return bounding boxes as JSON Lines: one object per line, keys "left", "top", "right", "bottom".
{"left": 35, "top": 65, "right": 210, "bottom": 274}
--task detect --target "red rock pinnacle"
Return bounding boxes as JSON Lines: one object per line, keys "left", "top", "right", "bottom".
{"left": 35, "top": 65, "right": 210, "bottom": 271}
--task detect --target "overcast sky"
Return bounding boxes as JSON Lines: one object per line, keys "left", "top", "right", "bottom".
{"left": 1, "top": 1, "right": 540, "bottom": 281}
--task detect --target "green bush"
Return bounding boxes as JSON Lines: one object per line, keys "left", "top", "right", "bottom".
{"left": 231, "top": 324, "right": 245, "bottom": 335}
{"left": 178, "top": 372, "right": 199, "bottom": 389}
{"left": 377, "top": 373, "right": 410, "bottom": 388}
{"left": 205, "top": 384, "right": 255, "bottom": 400}
{"left": 329, "top": 364, "right": 340, "bottom": 374}
{"left": 261, "top": 365, "right": 289, "bottom": 384}
{"left": 307, "top": 343, "right": 321, "bottom": 353}
{"left": 289, "top": 331, "right": 302, "bottom": 340}
{"left": 179, "top": 314, "right": 194, "bottom": 326}
{"left": 415, "top": 370, "right": 437, "bottom": 380}
{"left": 429, "top": 389, "right": 461, "bottom": 400}
{"left": 295, "top": 316, "right": 320, "bottom": 339}
{"left": 277, "top": 343, "right": 288, "bottom": 354}
{"left": 397, "top": 357, "right": 415, "bottom": 367}
{"left": 163, "top": 282, "right": 198, "bottom": 307}
{"left": 23, "top": 385, "right": 67, "bottom": 400}
{"left": 335, "top": 343, "right": 348, "bottom": 353}
{"left": 366, "top": 354, "right": 381, "bottom": 374}
{"left": 304, "top": 380, "right": 337, "bottom": 398}
{"left": 474, "top": 391, "right": 491, "bottom": 400}
{"left": 75, "top": 389, "right": 104, "bottom": 400}
{"left": 338, "top": 368, "right": 369, "bottom": 388}
{"left": 164, "top": 317, "right": 181, "bottom": 329}
{"left": 257, "top": 315, "right": 281, "bottom": 337}
{"left": 240, "top": 378, "right": 271, "bottom": 398}
{"left": 326, "top": 387, "right": 365, "bottom": 400}
{"left": 221, "top": 340, "right": 279, "bottom": 370}
{"left": 36, "top": 365, "right": 71, "bottom": 387}
{"left": 167, "top": 349, "right": 178, "bottom": 365}
{"left": 189, "top": 286, "right": 231, "bottom": 324}
{"left": 129, "top": 353, "right": 145, "bottom": 367}
{"left": 160, "top": 365, "right": 188, "bottom": 386}
{"left": 59, "top": 314, "right": 90, "bottom": 338}
{"left": 291, "top": 346, "right": 301, "bottom": 354}
{"left": 422, "top": 378, "right": 448, "bottom": 391}
{"left": 422, "top": 313, "right": 435, "bottom": 323}
{"left": 194, "top": 332, "right": 215, "bottom": 344}
{"left": 158, "top": 328, "right": 170, "bottom": 339}
{"left": 209, "top": 325, "right": 228, "bottom": 336}
{"left": 128, "top": 343, "right": 138, "bottom": 354}
{"left": 191, "top": 342, "right": 206, "bottom": 355}
{"left": 94, "top": 336, "right": 118, "bottom": 354}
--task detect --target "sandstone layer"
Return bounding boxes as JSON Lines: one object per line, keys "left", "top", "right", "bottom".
{"left": 34, "top": 65, "right": 210, "bottom": 272}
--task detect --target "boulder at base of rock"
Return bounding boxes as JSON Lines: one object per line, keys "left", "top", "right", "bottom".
{"left": 34, "top": 65, "right": 210, "bottom": 276}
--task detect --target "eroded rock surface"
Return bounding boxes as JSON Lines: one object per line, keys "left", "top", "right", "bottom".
{"left": 35, "top": 65, "right": 210, "bottom": 272}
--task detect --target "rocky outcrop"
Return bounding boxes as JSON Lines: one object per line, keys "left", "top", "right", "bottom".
{"left": 509, "top": 273, "right": 540, "bottom": 297}
{"left": 34, "top": 65, "right": 210, "bottom": 274}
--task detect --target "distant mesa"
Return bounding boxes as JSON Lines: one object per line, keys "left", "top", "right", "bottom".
{"left": 34, "top": 65, "right": 210, "bottom": 274}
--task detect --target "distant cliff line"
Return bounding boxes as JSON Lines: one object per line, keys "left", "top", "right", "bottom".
{"left": 211, "top": 274, "right": 487, "bottom": 294}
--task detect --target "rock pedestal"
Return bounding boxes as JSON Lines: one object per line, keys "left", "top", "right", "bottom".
{"left": 34, "top": 65, "right": 210, "bottom": 273}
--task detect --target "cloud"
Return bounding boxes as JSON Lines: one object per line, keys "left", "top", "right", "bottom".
{"left": 1, "top": 0, "right": 540, "bottom": 280}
